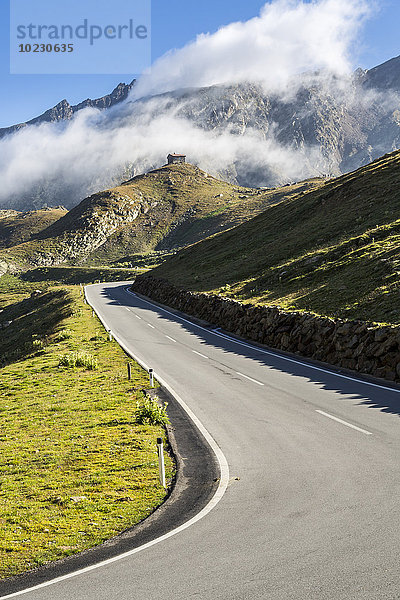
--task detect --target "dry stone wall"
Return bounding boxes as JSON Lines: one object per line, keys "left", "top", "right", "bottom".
{"left": 132, "top": 275, "right": 400, "bottom": 385}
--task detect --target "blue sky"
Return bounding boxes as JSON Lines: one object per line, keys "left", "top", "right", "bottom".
{"left": 0, "top": 0, "right": 399, "bottom": 128}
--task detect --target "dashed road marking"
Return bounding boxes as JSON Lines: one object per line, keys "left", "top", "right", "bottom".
{"left": 316, "top": 410, "right": 372, "bottom": 435}
{"left": 235, "top": 372, "right": 264, "bottom": 386}
{"left": 192, "top": 350, "right": 209, "bottom": 359}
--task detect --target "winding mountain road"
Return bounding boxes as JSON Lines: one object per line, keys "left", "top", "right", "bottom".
{"left": 5, "top": 282, "right": 400, "bottom": 599}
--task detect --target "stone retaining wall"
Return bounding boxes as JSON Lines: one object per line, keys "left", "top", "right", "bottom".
{"left": 131, "top": 275, "right": 400, "bottom": 384}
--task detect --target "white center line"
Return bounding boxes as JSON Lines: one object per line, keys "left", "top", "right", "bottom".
{"left": 166, "top": 336, "right": 177, "bottom": 343}
{"left": 236, "top": 372, "right": 264, "bottom": 386}
{"left": 192, "top": 350, "right": 209, "bottom": 359}
{"left": 147, "top": 323, "right": 155, "bottom": 329}
{"left": 316, "top": 410, "right": 373, "bottom": 435}
{"left": 125, "top": 307, "right": 131, "bottom": 312}
{"left": 135, "top": 315, "right": 142, "bottom": 320}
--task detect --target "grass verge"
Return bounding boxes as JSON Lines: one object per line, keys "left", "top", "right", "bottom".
{"left": 0, "top": 286, "right": 174, "bottom": 580}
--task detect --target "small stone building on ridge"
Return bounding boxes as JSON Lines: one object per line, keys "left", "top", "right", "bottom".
{"left": 167, "top": 153, "right": 186, "bottom": 164}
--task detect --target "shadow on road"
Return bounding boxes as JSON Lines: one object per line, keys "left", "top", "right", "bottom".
{"left": 99, "top": 285, "right": 400, "bottom": 419}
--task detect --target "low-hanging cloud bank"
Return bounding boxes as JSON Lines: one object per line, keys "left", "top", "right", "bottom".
{"left": 0, "top": 93, "right": 328, "bottom": 208}
{"left": 0, "top": 0, "right": 393, "bottom": 211}
{"left": 133, "top": 0, "right": 373, "bottom": 98}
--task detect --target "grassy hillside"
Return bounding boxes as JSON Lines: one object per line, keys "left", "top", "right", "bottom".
{"left": 151, "top": 150, "right": 400, "bottom": 324}
{"left": 0, "top": 288, "right": 73, "bottom": 365}
{"left": 0, "top": 208, "right": 67, "bottom": 249}
{"left": 0, "top": 164, "right": 323, "bottom": 269}
{"left": 0, "top": 285, "right": 173, "bottom": 579}
{"left": 88, "top": 165, "right": 322, "bottom": 263}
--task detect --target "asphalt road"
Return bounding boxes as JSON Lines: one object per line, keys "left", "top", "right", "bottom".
{"left": 7, "top": 283, "right": 400, "bottom": 599}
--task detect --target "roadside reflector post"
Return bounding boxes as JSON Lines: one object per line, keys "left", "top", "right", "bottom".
{"left": 92, "top": 309, "right": 94, "bottom": 317}
{"left": 108, "top": 329, "right": 112, "bottom": 342}
{"left": 127, "top": 363, "right": 132, "bottom": 380}
{"left": 157, "top": 437, "right": 166, "bottom": 488}
{"left": 149, "top": 368, "right": 154, "bottom": 388}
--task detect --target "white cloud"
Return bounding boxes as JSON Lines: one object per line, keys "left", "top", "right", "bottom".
{"left": 134, "top": 0, "right": 373, "bottom": 98}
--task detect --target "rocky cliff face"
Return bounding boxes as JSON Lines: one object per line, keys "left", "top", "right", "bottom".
{"left": 0, "top": 80, "right": 136, "bottom": 139}
{"left": 28, "top": 189, "right": 145, "bottom": 266}
{"left": 364, "top": 55, "right": 400, "bottom": 91}
{"left": 0, "top": 260, "right": 8, "bottom": 277}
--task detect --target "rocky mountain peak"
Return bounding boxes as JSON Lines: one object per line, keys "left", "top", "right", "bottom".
{"left": 364, "top": 55, "right": 400, "bottom": 91}
{"left": 0, "top": 79, "right": 136, "bottom": 140}
{"left": 36, "top": 99, "right": 73, "bottom": 123}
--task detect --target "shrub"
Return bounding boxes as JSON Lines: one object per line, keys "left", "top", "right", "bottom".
{"left": 55, "top": 328, "right": 72, "bottom": 341}
{"left": 31, "top": 339, "right": 45, "bottom": 351}
{"left": 135, "top": 396, "right": 170, "bottom": 426}
{"left": 59, "top": 352, "right": 98, "bottom": 370}
{"left": 24, "top": 336, "right": 45, "bottom": 353}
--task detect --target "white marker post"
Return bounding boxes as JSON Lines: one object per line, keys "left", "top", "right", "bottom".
{"left": 108, "top": 330, "right": 112, "bottom": 342}
{"left": 149, "top": 368, "right": 154, "bottom": 388}
{"left": 157, "top": 437, "right": 166, "bottom": 488}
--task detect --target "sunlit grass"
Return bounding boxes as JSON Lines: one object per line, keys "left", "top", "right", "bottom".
{"left": 0, "top": 286, "right": 174, "bottom": 579}
{"left": 153, "top": 151, "right": 400, "bottom": 324}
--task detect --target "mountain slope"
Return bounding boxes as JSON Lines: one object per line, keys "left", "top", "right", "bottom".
{"left": 364, "top": 55, "right": 400, "bottom": 91}
{"left": 150, "top": 150, "right": 400, "bottom": 324}
{"left": 0, "top": 164, "right": 323, "bottom": 268}
{"left": 0, "top": 80, "right": 135, "bottom": 139}
{"left": 0, "top": 207, "right": 67, "bottom": 248}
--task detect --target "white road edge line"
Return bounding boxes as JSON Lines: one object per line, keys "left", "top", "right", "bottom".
{"left": 125, "top": 288, "right": 399, "bottom": 395}
{"left": 192, "top": 350, "right": 209, "bottom": 359}
{"left": 165, "top": 336, "right": 177, "bottom": 343}
{"left": 2, "top": 291, "right": 230, "bottom": 600}
{"left": 236, "top": 372, "right": 264, "bottom": 386}
{"left": 316, "top": 410, "right": 373, "bottom": 435}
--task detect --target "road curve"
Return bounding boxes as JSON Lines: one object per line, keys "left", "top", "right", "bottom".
{"left": 5, "top": 282, "right": 400, "bottom": 599}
